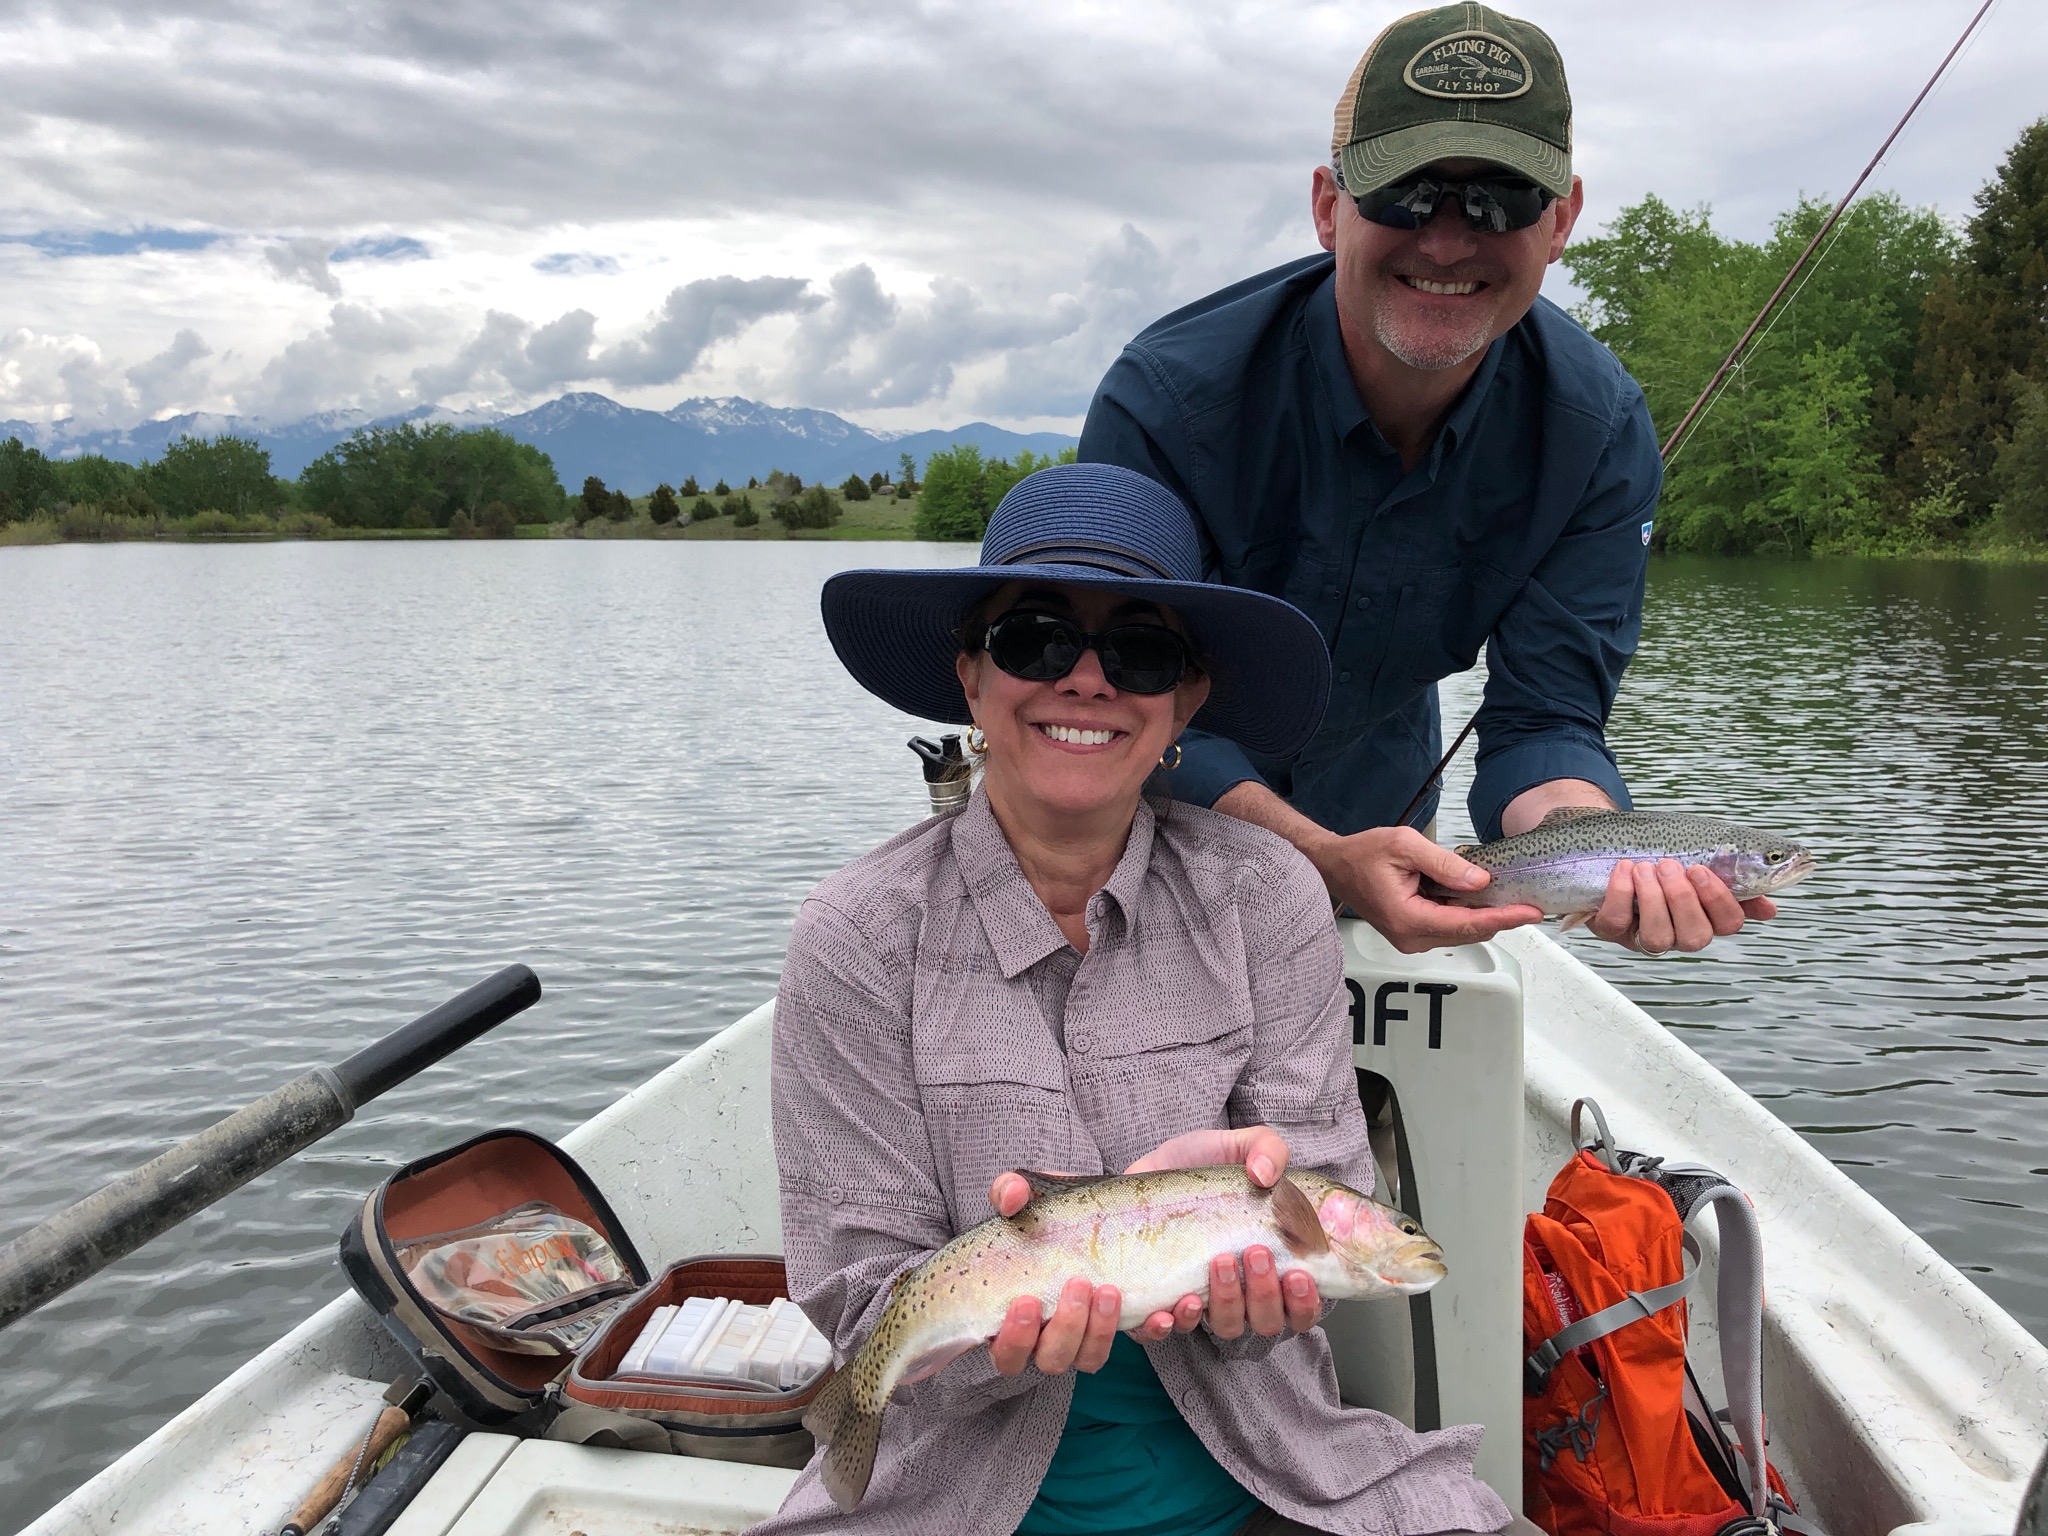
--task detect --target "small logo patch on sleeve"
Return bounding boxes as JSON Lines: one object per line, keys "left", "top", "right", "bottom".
{"left": 1641, "top": 520, "right": 1655, "bottom": 547}
{"left": 1404, "top": 31, "right": 1532, "bottom": 98}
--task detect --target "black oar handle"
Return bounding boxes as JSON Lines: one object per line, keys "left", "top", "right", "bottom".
{"left": 333, "top": 964, "right": 541, "bottom": 1105}
{"left": 0, "top": 964, "right": 541, "bottom": 1333}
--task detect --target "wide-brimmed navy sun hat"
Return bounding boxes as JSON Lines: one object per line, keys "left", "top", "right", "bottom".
{"left": 820, "top": 462, "right": 1331, "bottom": 758}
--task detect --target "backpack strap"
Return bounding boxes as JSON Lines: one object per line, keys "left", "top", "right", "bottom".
{"left": 1569, "top": 1097, "right": 1623, "bottom": 1173}
{"left": 1523, "top": 1231, "right": 1698, "bottom": 1396}
{"left": 1646, "top": 1160, "right": 1771, "bottom": 1522}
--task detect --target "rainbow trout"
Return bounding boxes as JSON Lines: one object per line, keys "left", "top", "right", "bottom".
{"left": 801, "top": 1165, "right": 1444, "bottom": 1510}
{"left": 1423, "top": 806, "right": 1817, "bottom": 928}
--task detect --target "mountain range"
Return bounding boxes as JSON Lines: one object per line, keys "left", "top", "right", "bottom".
{"left": 0, "top": 393, "right": 1080, "bottom": 492}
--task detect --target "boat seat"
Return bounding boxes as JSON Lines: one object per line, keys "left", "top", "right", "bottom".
{"left": 385, "top": 1437, "right": 795, "bottom": 1536}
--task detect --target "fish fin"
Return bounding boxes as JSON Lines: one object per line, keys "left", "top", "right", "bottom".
{"left": 801, "top": 1359, "right": 854, "bottom": 1444}
{"left": 897, "top": 1337, "right": 980, "bottom": 1387}
{"left": 1013, "top": 1169, "right": 1115, "bottom": 1198}
{"left": 1269, "top": 1174, "right": 1330, "bottom": 1255}
{"left": 1556, "top": 910, "right": 1592, "bottom": 932}
{"left": 1537, "top": 806, "right": 1610, "bottom": 828}
{"left": 820, "top": 1400, "right": 884, "bottom": 1512}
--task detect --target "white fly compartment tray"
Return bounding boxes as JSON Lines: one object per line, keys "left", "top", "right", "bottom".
{"left": 614, "top": 1295, "right": 830, "bottom": 1393}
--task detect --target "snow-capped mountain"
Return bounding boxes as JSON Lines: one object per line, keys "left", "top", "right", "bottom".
{"left": 1, "top": 394, "right": 1078, "bottom": 489}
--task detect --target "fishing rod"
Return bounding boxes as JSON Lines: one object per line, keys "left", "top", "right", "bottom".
{"left": 1658, "top": 0, "right": 1998, "bottom": 463}
{"left": 1398, "top": 0, "right": 1998, "bottom": 830}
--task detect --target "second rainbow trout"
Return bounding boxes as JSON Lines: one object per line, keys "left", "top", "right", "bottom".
{"left": 802, "top": 1164, "right": 1445, "bottom": 1510}
{"left": 1423, "top": 806, "right": 1817, "bottom": 927}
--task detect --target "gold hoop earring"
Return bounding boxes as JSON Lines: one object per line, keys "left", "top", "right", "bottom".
{"left": 965, "top": 724, "right": 988, "bottom": 756}
{"left": 1159, "top": 742, "right": 1182, "bottom": 771}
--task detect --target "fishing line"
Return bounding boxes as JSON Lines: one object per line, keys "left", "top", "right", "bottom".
{"left": 1660, "top": 204, "right": 1867, "bottom": 473}
{"left": 1658, "top": 0, "right": 2000, "bottom": 463}
{"left": 1399, "top": 0, "right": 2004, "bottom": 828}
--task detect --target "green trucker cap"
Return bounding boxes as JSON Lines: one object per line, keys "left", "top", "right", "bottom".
{"left": 1333, "top": 4, "right": 1573, "bottom": 200}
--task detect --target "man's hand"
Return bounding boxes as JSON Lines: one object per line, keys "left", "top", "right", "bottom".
{"left": 1586, "top": 860, "right": 1776, "bottom": 955}
{"left": 1214, "top": 781, "right": 1541, "bottom": 955}
{"left": 1315, "top": 824, "right": 1545, "bottom": 955}
{"left": 1501, "top": 780, "right": 1775, "bottom": 954}
{"left": 986, "top": 1126, "right": 1320, "bottom": 1348}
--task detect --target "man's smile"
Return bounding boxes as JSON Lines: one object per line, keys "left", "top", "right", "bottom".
{"left": 1397, "top": 276, "right": 1483, "bottom": 296}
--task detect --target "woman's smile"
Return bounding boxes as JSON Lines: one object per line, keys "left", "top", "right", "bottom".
{"left": 1031, "top": 720, "right": 1128, "bottom": 750}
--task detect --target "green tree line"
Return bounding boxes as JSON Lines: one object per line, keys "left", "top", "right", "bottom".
{"left": 0, "top": 426, "right": 949, "bottom": 543}
{"left": 0, "top": 423, "right": 564, "bottom": 539}
{"left": 913, "top": 445, "right": 1077, "bottom": 540}
{"left": 1568, "top": 117, "right": 2048, "bottom": 556}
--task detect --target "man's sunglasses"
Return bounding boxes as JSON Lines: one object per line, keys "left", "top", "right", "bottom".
{"left": 979, "top": 610, "right": 1191, "bottom": 695}
{"left": 1352, "top": 173, "right": 1555, "bottom": 234}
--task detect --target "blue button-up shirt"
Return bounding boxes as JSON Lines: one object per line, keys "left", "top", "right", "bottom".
{"left": 1080, "top": 253, "right": 1660, "bottom": 840}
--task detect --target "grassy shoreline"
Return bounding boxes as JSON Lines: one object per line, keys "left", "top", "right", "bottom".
{"left": 8, "top": 487, "right": 2047, "bottom": 562}
{"left": 0, "top": 486, "right": 923, "bottom": 547}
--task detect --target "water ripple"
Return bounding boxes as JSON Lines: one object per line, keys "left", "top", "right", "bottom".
{"left": 1, "top": 545, "right": 2043, "bottom": 1528}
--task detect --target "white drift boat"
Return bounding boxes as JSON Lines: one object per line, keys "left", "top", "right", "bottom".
{"left": 22, "top": 924, "right": 2048, "bottom": 1536}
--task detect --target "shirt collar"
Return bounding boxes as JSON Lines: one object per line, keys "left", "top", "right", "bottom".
{"left": 1306, "top": 274, "right": 1370, "bottom": 444}
{"left": 1437, "top": 327, "right": 1507, "bottom": 462}
{"left": 950, "top": 791, "right": 1158, "bottom": 980}
{"left": 1306, "top": 265, "right": 1511, "bottom": 470}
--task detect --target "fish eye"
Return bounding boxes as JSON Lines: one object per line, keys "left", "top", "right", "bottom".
{"left": 1399, "top": 1221, "right": 1419, "bottom": 1235}
{"left": 1766, "top": 848, "right": 1786, "bottom": 863}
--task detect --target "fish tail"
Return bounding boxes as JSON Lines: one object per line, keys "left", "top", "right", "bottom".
{"left": 801, "top": 1357, "right": 855, "bottom": 1444}
{"left": 818, "top": 1389, "right": 884, "bottom": 1511}
{"left": 804, "top": 1345, "right": 887, "bottom": 1511}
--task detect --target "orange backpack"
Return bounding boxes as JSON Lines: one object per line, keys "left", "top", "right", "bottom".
{"left": 1521, "top": 1101, "right": 1814, "bottom": 1536}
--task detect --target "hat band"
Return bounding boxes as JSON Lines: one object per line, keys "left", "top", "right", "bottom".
{"left": 991, "top": 538, "right": 1179, "bottom": 582}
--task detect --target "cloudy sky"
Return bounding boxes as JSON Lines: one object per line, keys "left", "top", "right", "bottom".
{"left": 0, "top": 0, "right": 2039, "bottom": 433}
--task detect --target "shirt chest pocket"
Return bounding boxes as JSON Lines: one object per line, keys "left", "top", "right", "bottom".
{"left": 1354, "top": 563, "right": 1522, "bottom": 720}
{"left": 1066, "top": 983, "right": 1257, "bottom": 1166}
{"left": 913, "top": 1006, "right": 1086, "bottom": 1221}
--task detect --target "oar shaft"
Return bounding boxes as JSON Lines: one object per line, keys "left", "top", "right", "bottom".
{"left": 0, "top": 1073, "right": 352, "bottom": 1331}
{"left": 0, "top": 963, "right": 541, "bottom": 1333}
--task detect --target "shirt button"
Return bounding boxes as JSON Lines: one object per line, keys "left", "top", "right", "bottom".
{"left": 1355, "top": 594, "right": 1371, "bottom": 610}
{"left": 1070, "top": 1033, "right": 1093, "bottom": 1054}
{"left": 825, "top": 1186, "right": 845, "bottom": 1204}
{"left": 1337, "top": 670, "right": 1352, "bottom": 683}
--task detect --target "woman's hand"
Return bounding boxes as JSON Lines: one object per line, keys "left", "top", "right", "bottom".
{"left": 988, "top": 1279, "right": 1122, "bottom": 1376}
{"left": 985, "top": 1125, "right": 1322, "bottom": 1347}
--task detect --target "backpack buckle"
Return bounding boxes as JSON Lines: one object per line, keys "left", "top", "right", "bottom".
{"left": 1524, "top": 1340, "right": 1563, "bottom": 1397}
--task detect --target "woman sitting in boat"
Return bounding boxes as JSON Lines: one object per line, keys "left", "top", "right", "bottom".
{"left": 758, "top": 462, "right": 1525, "bottom": 1536}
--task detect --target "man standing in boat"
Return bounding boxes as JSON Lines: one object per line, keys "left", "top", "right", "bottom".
{"left": 1081, "top": 3, "right": 1773, "bottom": 957}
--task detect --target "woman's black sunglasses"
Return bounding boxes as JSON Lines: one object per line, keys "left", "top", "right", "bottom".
{"left": 1353, "top": 173, "right": 1555, "bottom": 234}
{"left": 978, "top": 610, "right": 1191, "bottom": 695}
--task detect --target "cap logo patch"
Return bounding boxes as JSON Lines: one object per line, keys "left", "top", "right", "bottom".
{"left": 1404, "top": 31, "right": 1532, "bottom": 99}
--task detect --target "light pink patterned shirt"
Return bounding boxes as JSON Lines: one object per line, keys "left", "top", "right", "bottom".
{"left": 754, "top": 790, "right": 1508, "bottom": 1536}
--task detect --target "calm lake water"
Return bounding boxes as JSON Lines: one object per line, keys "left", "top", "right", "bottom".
{"left": 1, "top": 542, "right": 2043, "bottom": 1528}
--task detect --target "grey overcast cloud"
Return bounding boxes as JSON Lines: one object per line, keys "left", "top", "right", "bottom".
{"left": 0, "top": 0, "right": 2039, "bottom": 434}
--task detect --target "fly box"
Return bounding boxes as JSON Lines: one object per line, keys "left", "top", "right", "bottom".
{"left": 560, "top": 1255, "right": 830, "bottom": 1467}
{"left": 340, "top": 1128, "right": 650, "bottom": 1424}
